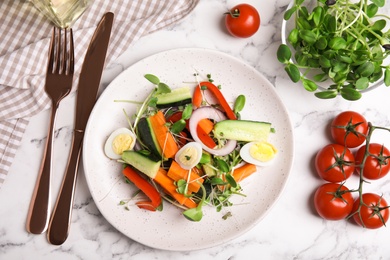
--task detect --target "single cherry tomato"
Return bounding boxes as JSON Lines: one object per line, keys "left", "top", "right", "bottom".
{"left": 224, "top": 4, "right": 260, "bottom": 38}
{"left": 330, "top": 111, "right": 368, "bottom": 148}
{"left": 355, "top": 143, "right": 390, "bottom": 180}
{"left": 314, "top": 183, "right": 354, "bottom": 220}
{"left": 352, "top": 193, "right": 389, "bottom": 229}
{"left": 315, "top": 143, "right": 355, "bottom": 182}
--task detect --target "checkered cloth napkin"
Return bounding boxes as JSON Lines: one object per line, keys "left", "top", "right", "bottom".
{"left": 0, "top": 0, "right": 199, "bottom": 187}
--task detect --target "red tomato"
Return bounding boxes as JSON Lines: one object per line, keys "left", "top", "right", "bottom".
{"left": 355, "top": 143, "right": 390, "bottom": 180}
{"left": 330, "top": 111, "right": 368, "bottom": 148}
{"left": 225, "top": 4, "right": 260, "bottom": 38}
{"left": 315, "top": 144, "right": 355, "bottom": 182}
{"left": 314, "top": 183, "right": 354, "bottom": 220}
{"left": 352, "top": 193, "right": 389, "bottom": 229}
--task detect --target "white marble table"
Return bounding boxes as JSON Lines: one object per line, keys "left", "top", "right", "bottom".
{"left": 2, "top": 0, "right": 390, "bottom": 259}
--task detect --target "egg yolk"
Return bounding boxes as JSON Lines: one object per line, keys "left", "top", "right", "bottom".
{"left": 249, "top": 142, "right": 277, "bottom": 162}
{"left": 177, "top": 146, "right": 199, "bottom": 168}
{"left": 112, "top": 133, "right": 133, "bottom": 155}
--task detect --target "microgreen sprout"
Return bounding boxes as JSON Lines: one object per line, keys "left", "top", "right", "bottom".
{"left": 183, "top": 182, "right": 207, "bottom": 221}
{"left": 277, "top": 0, "right": 390, "bottom": 100}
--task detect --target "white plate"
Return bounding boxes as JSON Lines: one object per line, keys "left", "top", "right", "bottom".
{"left": 83, "top": 48, "right": 294, "bottom": 251}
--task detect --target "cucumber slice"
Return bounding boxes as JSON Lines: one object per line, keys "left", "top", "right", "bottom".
{"left": 122, "top": 151, "right": 161, "bottom": 179}
{"left": 155, "top": 86, "right": 192, "bottom": 108}
{"left": 214, "top": 120, "right": 272, "bottom": 142}
{"left": 137, "top": 117, "right": 162, "bottom": 159}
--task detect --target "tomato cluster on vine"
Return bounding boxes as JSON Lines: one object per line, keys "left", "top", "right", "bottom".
{"left": 313, "top": 111, "right": 390, "bottom": 229}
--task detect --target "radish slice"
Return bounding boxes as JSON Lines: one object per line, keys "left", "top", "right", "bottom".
{"left": 189, "top": 106, "right": 237, "bottom": 156}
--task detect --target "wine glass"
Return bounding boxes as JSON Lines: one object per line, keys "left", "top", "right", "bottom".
{"left": 29, "top": 0, "right": 93, "bottom": 28}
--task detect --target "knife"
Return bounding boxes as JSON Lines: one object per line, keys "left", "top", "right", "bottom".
{"left": 47, "top": 12, "right": 114, "bottom": 245}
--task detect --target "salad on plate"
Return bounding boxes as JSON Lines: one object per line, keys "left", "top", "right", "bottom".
{"left": 103, "top": 73, "right": 278, "bottom": 221}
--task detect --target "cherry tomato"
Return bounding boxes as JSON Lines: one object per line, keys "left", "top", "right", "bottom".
{"left": 315, "top": 143, "right": 355, "bottom": 182}
{"left": 330, "top": 111, "right": 368, "bottom": 148}
{"left": 352, "top": 193, "right": 389, "bottom": 229}
{"left": 224, "top": 4, "right": 260, "bottom": 38}
{"left": 355, "top": 143, "right": 390, "bottom": 180}
{"left": 314, "top": 183, "right": 354, "bottom": 220}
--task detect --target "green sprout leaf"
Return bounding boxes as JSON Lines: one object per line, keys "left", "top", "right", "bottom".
{"left": 355, "top": 77, "right": 369, "bottom": 90}
{"left": 234, "top": 95, "right": 246, "bottom": 114}
{"left": 314, "top": 90, "right": 338, "bottom": 99}
{"left": 302, "top": 78, "right": 318, "bottom": 92}
{"left": 385, "top": 67, "right": 390, "bottom": 86}
{"left": 277, "top": 44, "right": 292, "bottom": 63}
{"left": 284, "top": 7, "right": 297, "bottom": 20}
{"left": 340, "top": 88, "right": 362, "bottom": 101}
{"left": 156, "top": 82, "right": 171, "bottom": 94}
{"left": 144, "top": 74, "right": 160, "bottom": 85}
{"left": 285, "top": 63, "right": 301, "bottom": 83}
{"left": 372, "top": 0, "right": 385, "bottom": 7}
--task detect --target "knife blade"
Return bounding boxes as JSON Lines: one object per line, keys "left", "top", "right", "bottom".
{"left": 47, "top": 12, "right": 114, "bottom": 245}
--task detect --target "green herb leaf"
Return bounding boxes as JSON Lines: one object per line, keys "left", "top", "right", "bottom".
{"left": 329, "top": 37, "right": 347, "bottom": 50}
{"left": 288, "top": 28, "right": 299, "bottom": 44}
{"left": 182, "top": 104, "right": 193, "bottom": 120}
{"left": 144, "top": 74, "right": 160, "bottom": 85}
{"left": 234, "top": 95, "right": 246, "bottom": 113}
{"left": 316, "top": 36, "right": 328, "bottom": 50}
{"left": 176, "top": 179, "right": 188, "bottom": 194}
{"left": 277, "top": 44, "right": 292, "bottom": 63}
{"left": 314, "top": 90, "right": 338, "bottom": 99}
{"left": 312, "top": 6, "right": 324, "bottom": 26}
{"left": 216, "top": 159, "right": 229, "bottom": 173}
{"left": 171, "top": 119, "right": 186, "bottom": 134}
{"left": 372, "top": 19, "right": 386, "bottom": 31}
{"left": 299, "top": 30, "right": 317, "bottom": 44}
{"left": 302, "top": 78, "right": 318, "bottom": 92}
{"left": 225, "top": 173, "right": 237, "bottom": 188}
{"left": 355, "top": 77, "right": 369, "bottom": 90}
{"left": 371, "top": 0, "right": 385, "bottom": 7}
{"left": 385, "top": 67, "right": 390, "bottom": 86}
{"left": 367, "top": 3, "right": 379, "bottom": 17}
{"left": 340, "top": 88, "right": 362, "bottom": 101}
{"left": 210, "top": 177, "right": 226, "bottom": 185}
{"left": 156, "top": 82, "right": 171, "bottom": 94}
{"left": 285, "top": 63, "right": 301, "bottom": 82}
{"left": 356, "top": 62, "right": 375, "bottom": 77}
{"left": 284, "top": 6, "right": 297, "bottom": 20}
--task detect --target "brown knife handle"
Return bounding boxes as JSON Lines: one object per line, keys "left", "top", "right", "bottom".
{"left": 47, "top": 130, "right": 84, "bottom": 245}
{"left": 26, "top": 104, "right": 57, "bottom": 234}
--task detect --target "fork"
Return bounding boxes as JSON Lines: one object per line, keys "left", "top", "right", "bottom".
{"left": 26, "top": 27, "right": 74, "bottom": 234}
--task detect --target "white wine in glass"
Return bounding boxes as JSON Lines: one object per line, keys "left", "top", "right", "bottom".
{"left": 30, "top": 0, "right": 92, "bottom": 28}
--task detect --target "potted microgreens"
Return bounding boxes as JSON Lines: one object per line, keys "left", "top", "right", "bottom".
{"left": 277, "top": 0, "right": 390, "bottom": 100}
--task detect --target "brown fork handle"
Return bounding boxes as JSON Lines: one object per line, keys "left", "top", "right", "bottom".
{"left": 47, "top": 130, "right": 84, "bottom": 245}
{"left": 26, "top": 103, "right": 58, "bottom": 234}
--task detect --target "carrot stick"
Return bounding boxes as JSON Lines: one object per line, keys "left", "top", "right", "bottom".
{"left": 232, "top": 163, "right": 257, "bottom": 182}
{"left": 154, "top": 168, "right": 197, "bottom": 208}
{"left": 198, "top": 118, "right": 214, "bottom": 134}
{"left": 183, "top": 197, "right": 198, "bottom": 209}
{"left": 149, "top": 111, "right": 179, "bottom": 159}
{"left": 167, "top": 161, "right": 204, "bottom": 193}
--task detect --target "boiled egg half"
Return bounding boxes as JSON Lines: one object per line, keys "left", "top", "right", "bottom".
{"left": 104, "top": 128, "right": 136, "bottom": 160}
{"left": 240, "top": 141, "right": 278, "bottom": 167}
{"left": 175, "top": 142, "right": 203, "bottom": 170}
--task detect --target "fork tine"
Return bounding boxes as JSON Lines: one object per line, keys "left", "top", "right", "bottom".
{"left": 61, "top": 28, "right": 67, "bottom": 74}
{"left": 47, "top": 28, "right": 56, "bottom": 74}
{"left": 56, "top": 27, "right": 62, "bottom": 74}
{"left": 68, "top": 28, "right": 74, "bottom": 75}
